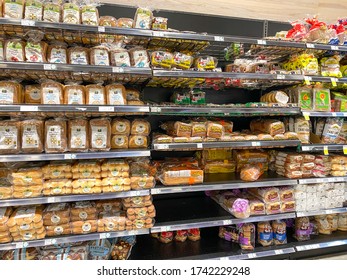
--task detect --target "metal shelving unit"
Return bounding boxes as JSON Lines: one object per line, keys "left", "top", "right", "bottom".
{"left": 296, "top": 207, "right": 347, "bottom": 218}
{"left": 301, "top": 144, "right": 347, "bottom": 153}
{"left": 298, "top": 176, "right": 347, "bottom": 184}
{"left": 302, "top": 111, "right": 347, "bottom": 118}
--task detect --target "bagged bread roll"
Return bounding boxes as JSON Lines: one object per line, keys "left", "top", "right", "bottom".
{"left": 45, "top": 223, "right": 71, "bottom": 236}
{"left": 85, "top": 84, "right": 106, "bottom": 105}
{"left": 21, "top": 119, "right": 44, "bottom": 153}
{"left": 90, "top": 45, "right": 110, "bottom": 66}
{"left": 71, "top": 220, "right": 97, "bottom": 234}
{"left": 41, "top": 81, "right": 63, "bottom": 104}
{"left": 96, "top": 199, "right": 122, "bottom": 212}
{"left": 72, "top": 160, "right": 101, "bottom": 173}
{"left": 71, "top": 201, "right": 96, "bottom": 216}
{"left": 3, "top": 0, "right": 24, "bottom": 18}
{"left": 24, "top": 84, "right": 41, "bottom": 104}
{"left": 257, "top": 221, "right": 273, "bottom": 246}
{"left": 11, "top": 167, "right": 42, "bottom": 186}
{"left": 126, "top": 89, "right": 140, "bottom": 102}
{"left": 338, "top": 213, "right": 347, "bottom": 231}
{"left": 68, "top": 46, "right": 89, "bottom": 65}
{"left": 110, "top": 48, "right": 131, "bottom": 67}
{"left": 327, "top": 214, "right": 338, "bottom": 232}
{"left": 43, "top": 2, "right": 61, "bottom": 22}
{"left": 111, "top": 135, "right": 129, "bottom": 149}
{"left": 122, "top": 195, "right": 152, "bottom": 208}
{"left": 97, "top": 211, "right": 127, "bottom": 232}
{"left": 111, "top": 118, "right": 130, "bottom": 135}
{"left": 42, "top": 162, "right": 72, "bottom": 179}
{"left": 0, "top": 120, "right": 20, "bottom": 154}
{"left": 130, "top": 47, "right": 150, "bottom": 68}
{"left": 7, "top": 206, "right": 43, "bottom": 228}
{"left": 42, "top": 203, "right": 70, "bottom": 226}
{"left": 98, "top": 16, "right": 117, "bottom": 43}
{"left": 25, "top": 41, "right": 47, "bottom": 62}
{"left": 47, "top": 43, "right": 67, "bottom": 64}
{"left": 5, "top": 39, "right": 25, "bottom": 62}
{"left": 89, "top": 118, "right": 111, "bottom": 151}
{"left": 172, "top": 52, "right": 193, "bottom": 70}
{"left": 105, "top": 84, "right": 126, "bottom": 105}
{"left": 81, "top": 4, "right": 99, "bottom": 25}
{"left": 62, "top": 2, "right": 80, "bottom": 24}
{"left": 64, "top": 85, "right": 85, "bottom": 105}
{"left": 134, "top": 7, "right": 152, "bottom": 29}
{"left": 128, "top": 135, "right": 148, "bottom": 149}
{"left": 42, "top": 179, "right": 72, "bottom": 196}
{"left": 315, "top": 215, "right": 332, "bottom": 235}
{"left": 294, "top": 217, "right": 311, "bottom": 241}
{"left": 24, "top": 0, "right": 43, "bottom": 21}
{"left": 0, "top": 81, "right": 22, "bottom": 104}
{"left": 272, "top": 220, "right": 287, "bottom": 245}
{"left": 130, "top": 119, "right": 150, "bottom": 136}
{"left": 44, "top": 119, "right": 67, "bottom": 153}
{"left": 240, "top": 164, "right": 263, "bottom": 182}
{"left": 68, "top": 119, "right": 89, "bottom": 152}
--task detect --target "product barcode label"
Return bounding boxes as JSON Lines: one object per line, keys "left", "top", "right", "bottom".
{"left": 214, "top": 36, "right": 225, "bottom": 42}
{"left": 301, "top": 146, "right": 310, "bottom": 151}
{"left": 43, "top": 64, "right": 57, "bottom": 70}
{"left": 21, "top": 19, "right": 35, "bottom": 26}
{"left": 20, "top": 106, "right": 38, "bottom": 112}
{"left": 98, "top": 26, "right": 105, "bottom": 32}
{"left": 306, "top": 43, "right": 315, "bottom": 49}
{"left": 151, "top": 107, "right": 161, "bottom": 113}
{"left": 100, "top": 233, "right": 111, "bottom": 239}
{"left": 305, "top": 244, "right": 320, "bottom": 250}
{"left": 277, "top": 74, "right": 285, "bottom": 80}
{"left": 257, "top": 40, "right": 267, "bottom": 45}
{"left": 99, "top": 106, "right": 114, "bottom": 112}
{"left": 112, "top": 67, "right": 124, "bottom": 73}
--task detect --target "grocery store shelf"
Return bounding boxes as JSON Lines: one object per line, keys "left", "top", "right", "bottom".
{"left": 301, "top": 144, "right": 347, "bottom": 152}
{"left": 153, "top": 140, "right": 300, "bottom": 151}
{"left": 0, "top": 229, "right": 149, "bottom": 251}
{"left": 296, "top": 207, "right": 347, "bottom": 218}
{"left": 150, "top": 196, "right": 295, "bottom": 233}
{"left": 151, "top": 172, "right": 297, "bottom": 195}
{"left": 0, "top": 190, "right": 150, "bottom": 207}
{"left": 298, "top": 176, "right": 347, "bottom": 184}
{"left": 0, "top": 150, "right": 150, "bottom": 162}
{"left": 150, "top": 105, "right": 300, "bottom": 116}
{"left": 0, "top": 104, "right": 150, "bottom": 113}
{"left": 302, "top": 111, "right": 347, "bottom": 118}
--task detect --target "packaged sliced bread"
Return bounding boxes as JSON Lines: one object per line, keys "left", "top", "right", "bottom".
{"left": 47, "top": 43, "right": 67, "bottom": 64}
{"left": 81, "top": 4, "right": 99, "bottom": 25}
{"left": 105, "top": 84, "right": 126, "bottom": 105}
{"left": 44, "top": 119, "right": 67, "bottom": 153}
{"left": 5, "top": 39, "right": 25, "bottom": 62}
{"left": 85, "top": 84, "right": 105, "bottom": 105}
{"left": 89, "top": 118, "right": 111, "bottom": 151}
{"left": 90, "top": 45, "right": 110, "bottom": 66}
{"left": 21, "top": 119, "right": 44, "bottom": 153}
{"left": 0, "top": 120, "right": 21, "bottom": 154}
{"left": 41, "top": 81, "right": 63, "bottom": 104}
{"left": 68, "top": 119, "right": 89, "bottom": 152}
{"left": 0, "top": 81, "right": 22, "bottom": 104}
{"left": 43, "top": 2, "right": 61, "bottom": 22}
{"left": 3, "top": 0, "right": 24, "bottom": 19}
{"left": 24, "top": 0, "right": 43, "bottom": 21}
{"left": 68, "top": 46, "right": 89, "bottom": 65}
{"left": 63, "top": 84, "right": 85, "bottom": 105}
{"left": 24, "top": 84, "right": 41, "bottom": 104}
{"left": 62, "top": 2, "right": 80, "bottom": 24}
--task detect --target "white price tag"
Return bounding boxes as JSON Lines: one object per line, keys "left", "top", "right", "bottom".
{"left": 64, "top": 154, "right": 77, "bottom": 160}
{"left": 47, "top": 197, "right": 56, "bottom": 203}
{"left": 222, "top": 220, "right": 232, "bottom": 225}
{"left": 224, "top": 113, "right": 230, "bottom": 116}
{"left": 331, "top": 45, "right": 339, "bottom": 50}
{"left": 160, "top": 226, "right": 171, "bottom": 232}
{"left": 220, "top": 257, "right": 229, "bottom": 260}
{"left": 158, "top": 144, "right": 169, "bottom": 150}
{"left": 197, "top": 143, "right": 203, "bottom": 149}
{"left": 43, "top": 64, "right": 57, "bottom": 70}
{"left": 214, "top": 36, "right": 225, "bottom": 42}
{"left": 331, "top": 77, "right": 338, "bottom": 87}
{"left": 247, "top": 253, "right": 257, "bottom": 259}
{"left": 306, "top": 43, "right": 315, "bottom": 49}
{"left": 343, "top": 145, "right": 347, "bottom": 155}
{"left": 20, "top": 106, "right": 38, "bottom": 112}
{"left": 151, "top": 189, "right": 161, "bottom": 195}
{"left": 134, "top": 191, "right": 141, "bottom": 196}
{"left": 332, "top": 112, "right": 337, "bottom": 117}
{"left": 112, "top": 67, "right": 124, "bottom": 73}
{"left": 151, "top": 107, "right": 162, "bottom": 113}
{"left": 257, "top": 40, "right": 267, "bottom": 45}
{"left": 251, "top": 141, "right": 261, "bottom": 147}
{"left": 304, "top": 76, "right": 312, "bottom": 85}
{"left": 44, "top": 239, "right": 54, "bottom": 246}
{"left": 325, "top": 210, "right": 334, "bottom": 214}
{"left": 99, "top": 233, "right": 111, "bottom": 239}
{"left": 127, "top": 230, "right": 139, "bottom": 236}
{"left": 274, "top": 249, "right": 284, "bottom": 255}
{"left": 21, "top": 19, "right": 35, "bottom": 26}
{"left": 154, "top": 31, "right": 165, "bottom": 37}
{"left": 16, "top": 242, "right": 28, "bottom": 249}
{"left": 277, "top": 74, "right": 286, "bottom": 80}
{"left": 301, "top": 146, "right": 310, "bottom": 151}
{"left": 98, "top": 26, "right": 105, "bottom": 32}
{"left": 99, "top": 106, "right": 114, "bottom": 112}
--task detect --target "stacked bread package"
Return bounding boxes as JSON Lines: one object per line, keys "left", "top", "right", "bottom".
{"left": 70, "top": 202, "right": 97, "bottom": 234}
{"left": 0, "top": 207, "right": 13, "bottom": 243}
{"left": 68, "top": 119, "right": 89, "bottom": 152}
{"left": 0, "top": 81, "right": 23, "bottom": 104}
{"left": 111, "top": 118, "right": 130, "bottom": 149}
{"left": 330, "top": 155, "right": 347, "bottom": 177}
{"left": 129, "top": 160, "right": 155, "bottom": 190}
{"left": 85, "top": 84, "right": 106, "bottom": 105}
{"left": 71, "top": 161, "right": 102, "bottom": 194}
{"left": 21, "top": 119, "right": 44, "bottom": 154}
{"left": 44, "top": 119, "right": 68, "bottom": 153}
{"left": 129, "top": 119, "right": 150, "bottom": 149}
{"left": 233, "top": 150, "right": 269, "bottom": 172}
{"left": 43, "top": 203, "right": 72, "bottom": 236}
{"left": 275, "top": 152, "right": 316, "bottom": 179}
{"left": 101, "top": 159, "right": 130, "bottom": 193}
{"left": 0, "top": 120, "right": 21, "bottom": 154}
{"left": 11, "top": 168, "right": 43, "bottom": 199}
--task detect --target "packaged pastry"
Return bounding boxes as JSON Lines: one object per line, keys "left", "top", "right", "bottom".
{"left": 90, "top": 45, "right": 110, "bottom": 66}
{"left": 151, "top": 51, "right": 174, "bottom": 69}
{"left": 111, "top": 118, "right": 130, "bottom": 135}
{"left": 111, "top": 135, "right": 129, "bottom": 149}
{"left": 96, "top": 199, "right": 122, "bottom": 212}
{"left": 85, "top": 84, "right": 105, "bottom": 105}
{"left": 173, "top": 52, "right": 193, "bottom": 70}
{"left": 88, "top": 239, "right": 112, "bottom": 260}
{"left": 42, "top": 162, "right": 72, "bottom": 179}
{"left": 81, "top": 4, "right": 98, "bottom": 25}
{"left": 44, "top": 119, "right": 67, "bottom": 153}
{"left": 24, "top": 0, "right": 43, "bottom": 21}
{"left": 130, "top": 119, "right": 150, "bottom": 136}
{"left": 152, "top": 17, "right": 168, "bottom": 30}
{"left": 71, "top": 220, "right": 97, "bottom": 234}
{"left": 5, "top": 39, "right": 25, "bottom": 62}
{"left": 68, "top": 119, "right": 89, "bottom": 152}
{"left": 41, "top": 81, "right": 64, "bottom": 104}
{"left": 70, "top": 201, "right": 97, "bottom": 218}
{"left": 47, "top": 43, "right": 67, "bottom": 64}
{"left": 219, "top": 225, "right": 239, "bottom": 242}
{"left": 110, "top": 48, "right": 131, "bottom": 67}
{"left": 62, "top": 2, "right": 80, "bottom": 24}
{"left": 89, "top": 118, "right": 111, "bottom": 151}
{"left": 128, "top": 135, "right": 148, "bottom": 149}
{"left": 42, "top": 179, "right": 72, "bottom": 196}
{"left": 174, "top": 230, "right": 187, "bottom": 242}
{"left": 133, "top": 7, "right": 153, "bottom": 29}
{"left": 187, "top": 228, "right": 200, "bottom": 241}
{"left": 24, "top": 84, "right": 41, "bottom": 104}
{"left": 122, "top": 195, "right": 152, "bottom": 208}
{"left": 72, "top": 160, "right": 101, "bottom": 174}
{"left": 110, "top": 238, "right": 134, "bottom": 260}
{"left": 68, "top": 46, "right": 89, "bottom": 65}
{"left": 102, "top": 177, "right": 131, "bottom": 192}
{"left": 97, "top": 211, "right": 127, "bottom": 232}
{"left": 21, "top": 119, "right": 44, "bottom": 154}
{"left": 42, "top": 203, "right": 70, "bottom": 226}
{"left": 71, "top": 179, "right": 102, "bottom": 194}
{"left": 238, "top": 223, "right": 255, "bottom": 250}
{"left": 294, "top": 217, "right": 311, "bottom": 241}
{"left": 272, "top": 220, "right": 287, "bottom": 245}
{"left": 40, "top": 245, "right": 88, "bottom": 260}
{"left": 240, "top": 164, "right": 263, "bottom": 182}
{"left": 43, "top": 2, "right": 61, "bottom": 22}
{"left": 105, "top": 84, "right": 127, "bottom": 105}
{"left": 64, "top": 85, "right": 85, "bottom": 105}
{"left": 3, "top": 0, "right": 24, "bottom": 18}
{"left": 11, "top": 167, "right": 42, "bottom": 186}
{"left": 130, "top": 47, "right": 150, "bottom": 68}
{"left": 2, "top": 248, "right": 40, "bottom": 260}
{"left": 25, "top": 41, "right": 47, "bottom": 63}
{"left": 195, "top": 56, "right": 217, "bottom": 71}
{"left": 0, "top": 120, "right": 20, "bottom": 154}
{"left": 327, "top": 214, "right": 338, "bottom": 232}
{"left": 257, "top": 222, "right": 273, "bottom": 246}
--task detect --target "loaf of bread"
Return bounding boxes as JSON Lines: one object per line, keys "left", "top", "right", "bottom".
{"left": 250, "top": 119, "right": 285, "bottom": 136}
{"left": 47, "top": 43, "right": 67, "bottom": 64}
{"left": 128, "top": 135, "right": 148, "bottom": 148}
{"left": 327, "top": 214, "right": 338, "bottom": 232}
{"left": 338, "top": 213, "right": 347, "bottom": 231}
{"left": 42, "top": 162, "right": 72, "bottom": 179}
{"left": 238, "top": 223, "right": 255, "bottom": 250}
{"left": 3, "top": 0, "right": 24, "bottom": 18}
{"left": 159, "top": 166, "right": 203, "bottom": 186}
{"left": 90, "top": 45, "right": 110, "bottom": 66}
{"left": 110, "top": 49, "right": 131, "bottom": 67}
{"left": 21, "top": 119, "right": 44, "bottom": 153}
{"left": 105, "top": 84, "right": 127, "bottom": 105}
{"left": 126, "top": 89, "right": 141, "bottom": 101}
{"left": 191, "top": 122, "right": 207, "bottom": 138}
{"left": 272, "top": 220, "right": 287, "bottom": 245}
{"left": 62, "top": 2, "right": 80, "bottom": 24}
{"left": 71, "top": 201, "right": 97, "bottom": 216}
{"left": 206, "top": 122, "right": 224, "bottom": 138}
{"left": 44, "top": 119, "right": 67, "bottom": 153}
{"left": 130, "top": 47, "right": 150, "bottom": 68}
{"left": 0, "top": 120, "right": 20, "bottom": 154}
{"left": 85, "top": 84, "right": 106, "bottom": 105}
{"left": 63, "top": 85, "right": 85, "bottom": 105}
{"left": 111, "top": 118, "right": 130, "bottom": 135}
{"left": 294, "top": 217, "right": 311, "bottom": 241}
{"left": 24, "top": 84, "right": 41, "bottom": 104}
{"left": 24, "top": 0, "right": 43, "bottom": 20}
{"left": 68, "top": 46, "right": 89, "bottom": 65}
{"left": 111, "top": 135, "right": 129, "bottom": 149}
{"left": 101, "top": 159, "right": 129, "bottom": 173}
{"left": 131, "top": 119, "right": 150, "bottom": 136}
{"left": 68, "top": 119, "right": 89, "bottom": 152}
{"left": 7, "top": 206, "right": 43, "bottom": 228}
{"left": 89, "top": 118, "right": 111, "bottom": 151}
{"left": 173, "top": 121, "right": 192, "bottom": 137}
{"left": 122, "top": 195, "right": 152, "bottom": 208}
{"left": 240, "top": 164, "right": 263, "bottom": 182}
{"left": 43, "top": 2, "right": 61, "bottom": 22}
{"left": 25, "top": 41, "right": 47, "bottom": 63}
{"left": 81, "top": 5, "right": 99, "bottom": 25}
{"left": 5, "top": 39, "right": 25, "bottom": 61}
{"left": 134, "top": 7, "right": 152, "bottom": 29}
{"left": 257, "top": 221, "right": 273, "bottom": 246}
{"left": 45, "top": 223, "right": 72, "bottom": 236}
{"left": 315, "top": 215, "right": 332, "bottom": 235}
{"left": 0, "top": 81, "right": 22, "bottom": 104}
{"left": 42, "top": 203, "right": 70, "bottom": 226}
{"left": 130, "top": 176, "right": 155, "bottom": 190}
{"left": 99, "top": 16, "right": 117, "bottom": 26}
{"left": 41, "top": 81, "right": 64, "bottom": 104}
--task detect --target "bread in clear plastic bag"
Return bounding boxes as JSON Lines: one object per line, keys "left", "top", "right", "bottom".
{"left": 99, "top": 15, "right": 117, "bottom": 26}
{"left": 102, "top": 177, "right": 130, "bottom": 192}
{"left": 272, "top": 220, "right": 287, "bottom": 245}
{"left": 238, "top": 223, "right": 255, "bottom": 250}
{"left": 133, "top": 7, "right": 152, "bottom": 29}
{"left": 151, "top": 51, "right": 174, "bottom": 69}
{"left": 25, "top": 84, "right": 41, "bottom": 104}
{"left": 62, "top": 2, "right": 80, "bottom": 24}
{"left": 240, "top": 164, "right": 263, "bottom": 182}
{"left": 81, "top": 4, "right": 99, "bottom": 25}
{"left": 45, "top": 223, "right": 71, "bottom": 236}
{"left": 195, "top": 56, "right": 217, "bottom": 71}
{"left": 130, "top": 119, "right": 150, "bottom": 136}
{"left": 159, "top": 165, "right": 203, "bottom": 186}
{"left": 96, "top": 199, "right": 122, "bottom": 212}
{"left": 42, "top": 203, "right": 71, "bottom": 226}
{"left": 88, "top": 239, "right": 113, "bottom": 260}
{"left": 122, "top": 195, "right": 152, "bottom": 208}
{"left": 68, "top": 118, "right": 89, "bottom": 152}
{"left": 0, "top": 120, "right": 20, "bottom": 154}
{"left": 64, "top": 85, "right": 85, "bottom": 105}
{"left": 128, "top": 135, "right": 148, "bottom": 149}
{"left": 68, "top": 46, "right": 89, "bottom": 65}
{"left": 89, "top": 118, "right": 111, "bottom": 151}
{"left": 42, "top": 162, "right": 72, "bottom": 180}
{"left": 43, "top": 2, "right": 61, "bottom": 22}
{"left": 97, "top": 211, "right": 127, "bottom": 232}
{"left": 3, "top": 0, "right": 24, "bottom": 19}
{"left": 0, "top": 81, "right": 22, "bottom": 104}
{"left": 90, "top": 45, "right": 110, "bottom": 66}
{"left": 11, "top": 167, "right": 42, "bottom": 186}
{"left": 314, "top": 215, "right": 332, "bottom": 235}
{"left": 41, "top": 81, "right": 63, "bottom": 104}
{"left": 294, "top": 217, "right": 311, "bottom": 241}
{"left": 111, "top": 135, "right": 129, "bottom": 149}
{"left": 152, "top": 17, "right": 168, "bottom": 30}
{"left": 42, "top": 179, "right": 72, "bottom": 196}
{"left": 5, "top": 39, "right": 25, "bottom": 61}
{"left": 21, "top": 119, "right": 44, "bottom": 154}
{"left": 25, "top": 41, "right": 47, "bottom": 62}
{"left": 130, "top": 47, "right": 150, "bottom": 68}
{"left": 47, "top": 43, "right": 67, "bottom": 64}
{"left": 85, "top": 84, "right": 106, "bottom": 105}
{"left": 2, "top": 248, "right": 40, "bottom": 260}
{"left": 111, "top": 118, "right": 130, "bottom": 135}
{"left": 24, "top": 0, "right": 43, "bottom": 21}
{"left": 71, "top": 220, "right": 97, "bottom": 234}
{"left": 71, "top": 179, "right": 102, "bottom": 194}
{"left": 126, "top": 205, "right": 155, "bottom": 221}
{"left": 110, "top": 48, "right": 131, "bottom": 67}
{"left": 40, "top": 245, "right": 88, "bottom": 260}
{"left": 7, "top": 205, "right": 43, "bottom": 228}
{"left": 105, "top": 84, "right": 126, "bottom": 105}
{"left": 44, "top": 119, "right": 67, "bottom": 153}
{"left": 257, "top": 221, "right": 273, "bottom": 246}
{"left": 206, "top": 121, "right": 224, "bottom": 138}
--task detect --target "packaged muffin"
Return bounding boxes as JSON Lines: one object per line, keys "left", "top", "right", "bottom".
{"left": 81, "top": 4, "right": 99, "bottom": 25}
{"left": 89, "top": 118, "right": 111, "bottom": 151}
{"left": 24, "top": 0, "right": 43, "bottom": 21}
{"left": 85, "top": 84, "right": 106, "bottom": 105}
{"left": 130, "top": 47, "right": 149, "bottom": 68}
{"left": 111, "top": 118, "right": 130, "bottom": 135}
{"left": 133, "top": 7, "right": 152, "bottom": 29}
{"left": 62, "top": 2, "right": 80, "bottom": 24}
{"left": 3, "top": 0, "right": 24, "bottom": 18}
{"left": 0, "top": 81, "right": 22, "bottom": 104}
{"left": 24, "top": 84, "right": 41, "bottom": 104}
{"left": 0, "top": 120, "right": 20, "bottom": 154}
{"left": 47, "top": 43, "right": 67, "bottom": 64}
{"left": 21, "top": 119, "right": 44, "bottom": 153}
{"left": 110, "top": 48, "right": 131, "bottom": 67}
{"left": 43, "top": 1, "right": 61, "bottom": 22}
{"left": 41, "top": 81, "right": 63, "bottom": 104}
{"left": 68, "top": 119, "right": 89, "bottom": 152}
{"left": 44, "top": 119, "right": 67, "bottom": 153}
{"left": 68, "top": 46, "right": 89, "bottom": 65}
{"left": 105, "top": 84, "right": 127, "bottom": 105}
{"left": 63, "top": 84, "right": 85, "bottom": 105}
{"left": 25, "top": 41, "right": 47, "bottom": 62}
{"left": 5, "top": 39, "right": 25, "bottom": 62}
{"left": 90, "top": 45, "right": 110, "bottom": 66}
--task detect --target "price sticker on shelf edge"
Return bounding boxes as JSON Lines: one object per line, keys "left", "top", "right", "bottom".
{"left": 44, "top": 239, "right": 56, "bottom": 246}
{"left": 223, "top": 220, "right": 232, "bottom": 225}
{"left": 275, "top": 249, "right": 284, "bottom": 255}
{"left": 214, "top": 36, "right": 225, "bottom": 42}
{"left": 306, "top": 43, "right": 315, "bottom": 49}
{"left": 47, "top": 197, "right": 56, "bottom": 203}
{"left": 43, "top": 64, "right": 57, "bottom": 70}
{"left": 323, "top": 145, "right": 329, "bottom": 155}
{"left": 325, "top": 209, "right": 334, "bottom": 214}
{"left": 343, "top": 146, "right": 347, "bottom": 155}
{"left": 304, "top": 76, "right": 312, "bottom": 85}
{"left": 64, "top": 154, "right": 77, "bottom": 160}
{"left": 158, "top": 144, "right": 169, "bottom": 150}
{"left": 20, "top": 106, "right": 38, "bottom": 112}
{"left": 21, "top": 19, "right": 35, "bottom": 26}
{"left": 100, "top": 233, "right": 111, "bottom": 239}
{"left": 98, "top": 26, "right": 105, "bottom": 33}
{"left": 154, "top": 31, "right": 165, "bottom": 37}
{"left": 303, "top": 112, "right": 310, "bottom": 120}
{"left": 16, "top": 242, "right": 28, "bottom": 249}
{"left": 112, "top": 67, "right": 124, "bottom": 73}
{"left": 197, "top": 143, "right": 203, "bottom": 149}
{"left": 160, "top": 226, "right": 171, "bottom": 232}
{"left": 331, "top": 77, "right": 338, "bottom": 87}
{"left": 257, "top": 40, "right": 267, "bottom": 45}
{"left": 248, "top": 253, "right": 257, "bottom": 259}
{"left": 331, "top": 45, "right": 339, "bottom": 51}
{"left": 99, "top": 106, "right": 114, "bottom": 112}
{"left": 277, "top": 74, "right": 285, "bottom": 80}
{"left": 251, "top": 141, "right": 261, "bottom": 147}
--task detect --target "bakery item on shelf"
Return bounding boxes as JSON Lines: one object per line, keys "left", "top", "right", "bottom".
{"left": 42, "top": 162, "right": 72, "bottom": 180}
{"left": 5, "top": 39, "right": 25, "bottom": 62}
{"left": 42, "top": 179, "right": 72, "bottom": 196}
{"left": 25, "top": 41, "right": 47, "bottom": 63}
{"left": 68, "top": 46, "right": 89, "bottom": 65}
{"left": 128, "top": 135, "right": 148, "bottom": 149}
{"left": 81, "top": 5, "right": 99, "bottom": 26}
{"left": 314, "top": 215, "right": 332, "bottom": 235}
{"left": 63, "top": 85, "right": 85, "bottom": 105}
{"left": 294, "top": 217, "right": 311, "bottom": 241}
{"left": 68, "top": 119, "right": 89, "bottom": 152}
{"left": 240, "top": 164, "right": 263, "bottom": 182}
{"left": 272, "top": 220, "right": 287, "bottom": 245}
{"left": 90, "top": 45, "right": 110, "bottom": 66}
{"left": 134, "top": 7, "right": 153, "bottom": 29}
{"left": 111, "top": 135, "right": 129, "bottom": 149}
{"left": 238, "top": 223, "right": 255, "bottom": 250}
{"left": 111, "top": 118, "right": 131, "bottom": 135}
{"left": 105, "top": 84, "right": 127, "bottom": 105}
{"left": 85, "top": 84, "right": 106, "bottom": 105}
{"left": 0, "top": 81, "right": 23, "bottom": 104}
{"left": 47, "top": 43, "right": 67, "bottom": 64}
{"left": 21, "top": 119, "right": 44, "bottom": 154}
{"left": 130, "top": 119, "right": 151, "bottom": 136}
{"left": 89, "top": 118, "right": 111, "bottom": 151}
{"left": 96, "top": 199, "right": 122, "bottom": 212}
{"left": 42, "top": 203, "right": 71, "bottom": 226}
{"left": 0, "top": 120, "right": 21, "bottom": 154}
{"left": 24, "top": 84, "right": 41, "bottom": 104}
{"left": 257, "top": 221, "right": 274, "bottom": 246}
{"left": 97, "top": 211, "right": 127, "bottom": 232}
{"left": 44, "top": 119, "right": 67, "bottom": 153}
{"left": 41, "top": 81, "right": 64, "bottom": 105}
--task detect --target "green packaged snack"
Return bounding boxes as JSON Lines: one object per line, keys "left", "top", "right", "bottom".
{"left": 171, "top": 92, "right": 190, "bottom": 105}
{"left": 313, "top": 88, "right": 331, "bottom": 112}
{"left": 190, "top": 90, "right": 206, "bottom": 105}
{"left": 297, "top": 86, "right": 313, "bottom": 111}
